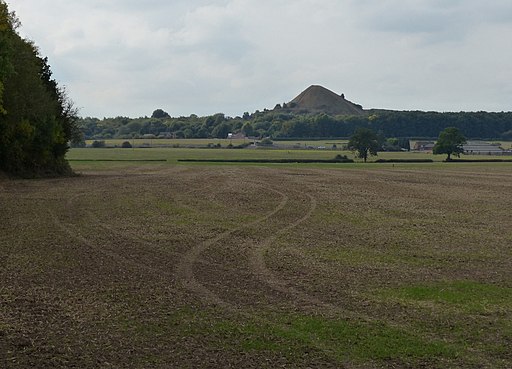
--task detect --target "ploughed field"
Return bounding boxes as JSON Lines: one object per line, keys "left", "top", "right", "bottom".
{"left": 1, "top": 164, "right": 511, "bottom": 368}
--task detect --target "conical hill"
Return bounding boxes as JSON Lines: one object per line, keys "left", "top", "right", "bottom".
{"left": 285, "top": 85, "right": 365, "bottom": 115}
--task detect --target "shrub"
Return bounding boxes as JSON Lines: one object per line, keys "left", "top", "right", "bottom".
{"left": 259, "top": 138, "right": 273, "bottom": 146}
{"left": 71, "top": 140, "right": 86, "bottom": 148}
{"left": 235, "top": 142, "right": 252, "bottom": 149}
{"left": 121, "top": 141, "right": 132, "bottom": 148}
{"left": 334, "top": 154, "right": 353, "bottom": 163}
{"left": 91, "top": 140, "right": 106, "bottom": 148}
{"left": 374, "top": 159, "right": 433, "bottom": 163}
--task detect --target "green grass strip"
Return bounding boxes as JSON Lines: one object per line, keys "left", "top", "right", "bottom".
{"left": 178, "top": 158, "right": 354, "bottom": 163}
{"left": 68, "top": 159, "right": 167, "bottom": 162}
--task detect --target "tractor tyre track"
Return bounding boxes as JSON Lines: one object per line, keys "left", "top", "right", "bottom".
{"left": 175, "top": 185, "right": 289, "bottom": 309}
{"left": 247, "top": 191, "right": 330, "bottom": 308}
{"left": 49, "top": 209, "right": 169, "bottom": 280}
{"left": 48, "top": 180, "right": 185, "bottom": 281}
{"left": 247, "top": 189, "right": 361, "bottom": 319}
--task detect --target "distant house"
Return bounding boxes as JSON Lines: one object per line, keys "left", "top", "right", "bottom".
{"left": 413, "top": 141, "right": 435, "bottom": 152}
{"left": 158, "top": 132, "right": 175, "bottom": 138}
{"left": 227, "top": 132, "right": 247, "bottom": 140}
{"left": 463, "top": 141, "right": 504, "bottom": 155}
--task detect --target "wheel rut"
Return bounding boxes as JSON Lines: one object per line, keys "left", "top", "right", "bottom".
{"left": 49, "top": 209, "right": 168, "bottom": 279}
{"left": 174, "top": 184, "right": 289, "bottom": 308}
{"left": 247, "top": 190, "right": 335, "bottom": 311}
{"left": 48, "top": 179, "right": 184, "bottom": 280}
{"left": 49, "top": 171, "right": 354, "bottom": 318}
{"left": 31, "top": 168, "right": 364, "bottom": 365}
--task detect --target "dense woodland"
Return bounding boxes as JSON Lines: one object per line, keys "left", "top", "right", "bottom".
{"left": 79, "top": 108, "right": 512, "bottom": 142}
{"left": 0, "top": 2, "right": 79, "bottom": 176}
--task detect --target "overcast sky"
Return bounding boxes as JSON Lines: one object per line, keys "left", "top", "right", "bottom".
{"left": 10, "top": 0, "right": 512, "bottom": 118}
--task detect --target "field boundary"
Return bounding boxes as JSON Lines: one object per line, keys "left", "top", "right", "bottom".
{"left": 68, "top": 159, "right": 167, "bottom": 162}
{"left": 446, "top": 158, "right": 512, "bottom": 163}
{"left": 178, "top": 158, "right": 354, "bottom": 164}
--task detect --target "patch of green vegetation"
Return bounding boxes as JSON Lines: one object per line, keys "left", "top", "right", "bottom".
{"left": 205, "top": 320, "right": 284, "bottom": 352}
{"left": 214, "top": 314, "right": 457, "bottom": 365}
{"left": 381, "top": 281, "right": 512, "bottom": 313}
{"left": 314, "top": 247, "right": 399, "bottom": 268}
{"left": 286, "top": 316, "right": 456, "bottom": 361}
{"left": 68, "top": 147, "right": 352, "bottom": 162}
{"left": 67, "top": 147, "right": 512, "bottom": 172}
{"left": 113, "top": 304, "right": 458, "bottom": 365}
{"left": 115, "top": 307, "right": 203, "bottom": 337}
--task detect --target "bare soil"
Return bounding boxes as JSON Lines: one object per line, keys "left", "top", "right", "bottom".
{"left": 1, "top": 164, "right": 511, "bottom": 368}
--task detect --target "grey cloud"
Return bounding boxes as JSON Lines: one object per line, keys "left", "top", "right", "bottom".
{"left": 11, "top": 0, "right": 512, "bottom": 117}
{"left": 354, "top": 0, "right": 512, "bottom": 43}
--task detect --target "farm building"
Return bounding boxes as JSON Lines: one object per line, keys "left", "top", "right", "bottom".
{"left": 227, "top": 132, "right": 247, "bottom": 140}
{"left": 413, "top": 141, "right": 435, "bottom": 152}
{"left": 463, "top": 141, "right": 504, "bottom": 155}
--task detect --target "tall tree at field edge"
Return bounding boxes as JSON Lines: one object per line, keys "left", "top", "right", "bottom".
{"left": 433, "top": 127, "right": 467, "bottom": 161}
{"left": 347, "top": 127, "right": 380, "bottom": 163}
{"left": 0, "top": 1, "right": 80, "bottom": 177}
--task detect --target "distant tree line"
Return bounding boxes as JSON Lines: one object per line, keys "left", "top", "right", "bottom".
{"left": 0, "top": 2, "right": 80, "bottom": 176}
{"left": 78, "top": 108, "right": 512, "bottom": 142}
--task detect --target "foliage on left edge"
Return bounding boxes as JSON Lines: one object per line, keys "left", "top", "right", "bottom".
{"left": 0, "top": 1, "right": 81, "bottom": 177}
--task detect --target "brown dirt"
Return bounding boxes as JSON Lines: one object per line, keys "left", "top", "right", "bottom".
{"left": 1, "top": 164, "right": 511, "bottom": 368}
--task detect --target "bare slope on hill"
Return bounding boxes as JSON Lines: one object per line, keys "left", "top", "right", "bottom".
{"left": 284, "top": 85, "right": 365, "bottom": 115}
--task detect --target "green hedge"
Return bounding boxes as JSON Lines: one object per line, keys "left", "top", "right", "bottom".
{"left": 178, "top": 158, "right": 354, "bottom": 164}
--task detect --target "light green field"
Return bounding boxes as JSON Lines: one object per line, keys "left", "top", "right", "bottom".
{"left": 70, "top": 147, "right": 351, "bottom": 162}
{"left": 88, "top": 138, "right": 512, "bottom": 150}
{"left": 85, "top": 138, "right": 349, "bottom": 148}
{"left": 67, "top": 146, "right": 512, "bottom": 172}
{"left": 66, "top": 148, "right": 441, "bottom": 174}
{"left": 86, "top": 138, "right": 252, "bottom": 147}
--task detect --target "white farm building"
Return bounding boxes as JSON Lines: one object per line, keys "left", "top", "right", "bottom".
{"left": 463, "top": 141, "right": 504, "bottom": 155}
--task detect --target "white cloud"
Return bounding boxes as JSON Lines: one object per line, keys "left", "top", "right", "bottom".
{"left": 9, "top": 0, "right": 512, "bottom": 117}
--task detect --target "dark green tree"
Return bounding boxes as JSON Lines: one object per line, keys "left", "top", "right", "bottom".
{"left": 501, "top": 130, "right": 512, "bottom": 140}
{"left": 398, "top": 137, "right": 411, "bottom": 151}
{"left": 242, "top": 122, "right": 254, "bottom": 136}
{"left": 347, "top": 127, "right": 380, "bottom": 162}
{"left": 151, "top": 109, "right": 170, "bottom": 119}
{"left": 0, "top": 1, "right": 15, "bottom": 115}
{"left": 0, "top": 1, "right": 78, "bottom": 176}
{"left": 211, "top": 122, "right": 231, "bottom": 139}
{"left": 433, "top": 127, "right": 466, "bottom": 160}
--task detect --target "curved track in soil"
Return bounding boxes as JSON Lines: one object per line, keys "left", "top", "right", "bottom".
{"left": 49, "top": 169, "right": 345, "bottom": 316}
{"left": 247, "top": 191, "right": 325, "bottom": 307}
{"left": 5, "top": 164, "right": 512, "bottom": 368}
{"left": 174, "top": 184, "right": 289, "bottom": 310}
